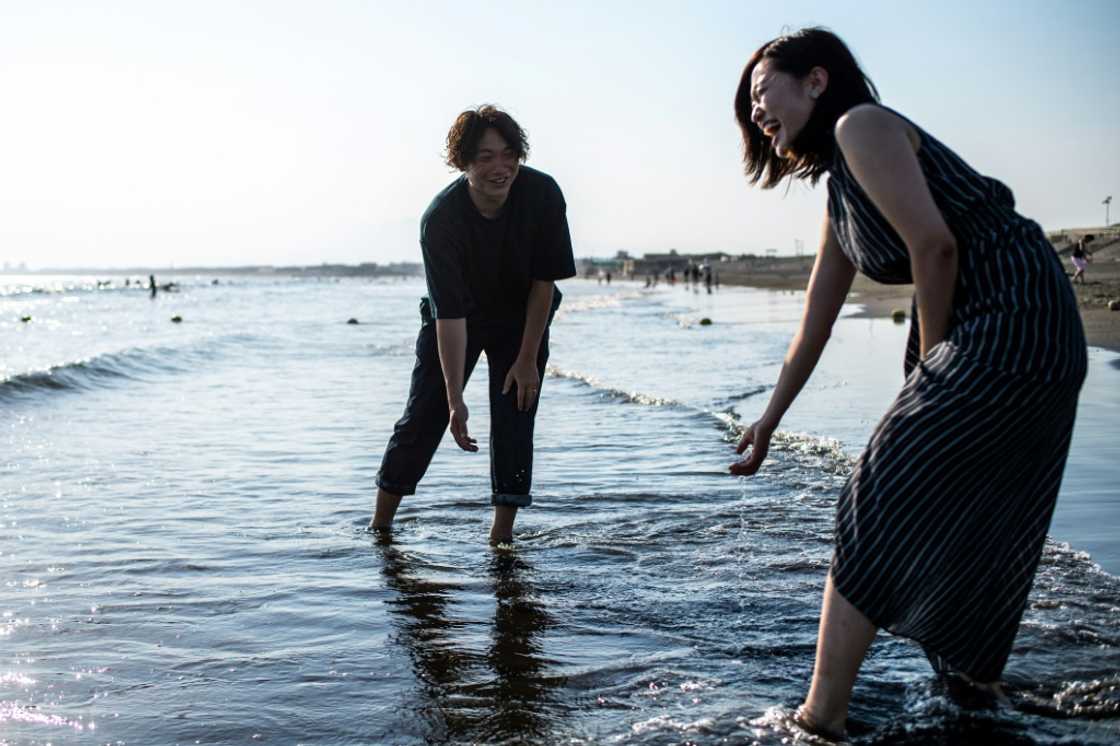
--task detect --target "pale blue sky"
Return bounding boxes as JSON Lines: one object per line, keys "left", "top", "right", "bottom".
{"left": 1, "top": 0, "right": 1117, "bottom": 268}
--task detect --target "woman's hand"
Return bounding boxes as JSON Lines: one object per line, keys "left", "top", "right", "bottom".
{"left": 725, "top": 215, "right": 852, "bottom": 479}
{"left": 448, "top": 400, "right": 479, "bottom": 452}
{"left": 730, "top": 419, "right": 774, "bottom": 476}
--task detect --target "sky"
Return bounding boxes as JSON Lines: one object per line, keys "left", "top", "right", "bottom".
{"left": 1, "top": 0, "right": 1117, "bottom": 269}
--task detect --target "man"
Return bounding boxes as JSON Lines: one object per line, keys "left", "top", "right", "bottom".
{"left": 370, "top": 105, "right": 576, "bottom": 544}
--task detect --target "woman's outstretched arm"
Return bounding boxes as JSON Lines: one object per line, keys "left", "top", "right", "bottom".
{"left": 731, "top": 215, "right": 855, "bottom": 475}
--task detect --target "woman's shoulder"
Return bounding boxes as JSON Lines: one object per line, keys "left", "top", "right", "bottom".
{"left": 833, "top": 104, "right": 925, "bottom": 164}
{"left": 834, "top": 104, "right": 918, "bottom": 145}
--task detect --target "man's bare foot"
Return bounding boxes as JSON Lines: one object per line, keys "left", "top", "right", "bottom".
{"left": 490, "top": 505, "right": 517, "bottom": 546}
{"left": 370, "top": 489, "right": 403, "bottom": 532}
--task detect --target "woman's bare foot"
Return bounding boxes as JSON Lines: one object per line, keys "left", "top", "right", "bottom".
{"left": 949, "top": 671, "right": 1010, "bottom": 706}
{"left": 793, "top": 704, "right": 847, "bottom": 742}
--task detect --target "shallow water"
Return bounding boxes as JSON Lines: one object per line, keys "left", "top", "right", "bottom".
{"left": 1, "top": 275, "right": 1117, "bottom": 744}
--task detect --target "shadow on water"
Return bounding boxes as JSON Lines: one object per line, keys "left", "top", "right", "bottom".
{"left": 372, "top": 534, "right": 563, "bottom": 745}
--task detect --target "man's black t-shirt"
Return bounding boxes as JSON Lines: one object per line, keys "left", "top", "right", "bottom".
{"left": 419, "top": 166, "right": 576, "bottom": 323}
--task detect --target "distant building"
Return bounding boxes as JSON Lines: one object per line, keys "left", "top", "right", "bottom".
{"left": 622, "top": 250, "right": 732, "bottom": 278}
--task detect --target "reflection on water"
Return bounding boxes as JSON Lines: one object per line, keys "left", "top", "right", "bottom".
{"left": 374, "top": 535, "right": 560, "bottom": 744}
{"left": 1, "top": 277, "right": 1116, "bottom": 744}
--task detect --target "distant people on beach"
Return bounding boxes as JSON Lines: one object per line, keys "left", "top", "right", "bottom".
{"left": 369, "top": 105, "right": 576, "bottom": 545}
{"left": 148, "top": 275, "right": 179, "bottom": 297}
{"left": 729, "top": 28, "right": 1086, "bottom": 740}
{"left": 1071, "top": 234, "right": 1094, "bottom": 284}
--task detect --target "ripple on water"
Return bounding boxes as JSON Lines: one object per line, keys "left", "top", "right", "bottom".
{"left": 1, "top": 279, "right": 1117, "bottom": 744}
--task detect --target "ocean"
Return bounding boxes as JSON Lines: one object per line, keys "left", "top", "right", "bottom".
{"left": 1, "top": 274, "right": 1117, "bottom": 744}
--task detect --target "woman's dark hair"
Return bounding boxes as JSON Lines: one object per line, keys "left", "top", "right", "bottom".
{"left": 734, "top": 28, "right": 879, "bottom": 188}
{"left": 444, "top": 105, "right": 529, "bottom": 170}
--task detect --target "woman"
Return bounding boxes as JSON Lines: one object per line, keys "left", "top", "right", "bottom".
{"left": 1071, "top": 234, "right": 1093, "bottom": 284}
{"left": 730, "top": 28, "right": 1085, "bottom": 740}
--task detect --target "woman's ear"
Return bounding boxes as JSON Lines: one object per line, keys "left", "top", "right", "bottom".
{"left": 806, "top": 66, "right": 830, "bottom": 99}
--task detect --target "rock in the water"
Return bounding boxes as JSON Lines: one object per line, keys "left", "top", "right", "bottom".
{"left": 171, "top": 315, "right": 183, "bottom": 323}
{"left": 20, "top": 315, "right": 31, "bottom": 323}
{"left": 699, "top": 317, "right": 712, "bottom": 326}
{"left": 347, "top": 318, "right": 360, "bottom": 325}
{"left": 891, "top": 309, "right": 907, "bottom": 323}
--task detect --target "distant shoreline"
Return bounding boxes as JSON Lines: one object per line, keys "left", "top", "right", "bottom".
{"left": 9, "top": 250, "right": 1118, "bottom": 353}
{"left": 711, "top": 252, "right": 1120, "bottom": 353}
{"left": 0, "top": 263, "right": 422, "bottom": 278}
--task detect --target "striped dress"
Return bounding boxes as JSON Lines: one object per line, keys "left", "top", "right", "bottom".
{"left": 826, "top": 107, "right": 1087, "bottom": 683}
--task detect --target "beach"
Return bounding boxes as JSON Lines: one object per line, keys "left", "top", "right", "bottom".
{"left": 0, "top": 275, "right": 1117, "bottom": 744}
{"left": 707, "top": 234, "right": 1120, "bottom": 351}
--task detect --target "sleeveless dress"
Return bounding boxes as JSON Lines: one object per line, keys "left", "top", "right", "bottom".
{"left": 826, "top": 107, "right": 1087, "bottom": 683}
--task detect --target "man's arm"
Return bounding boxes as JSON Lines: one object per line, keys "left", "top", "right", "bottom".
{"left": 436, "top": 317, "right": 478, "bottom": 451}
{"left": 501, "top": 280, "right": 554, "bottom": 411}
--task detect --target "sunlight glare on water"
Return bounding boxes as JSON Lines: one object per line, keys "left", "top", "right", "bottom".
{"left": 0, "top": 275, "right": 1117, "bottom": 744}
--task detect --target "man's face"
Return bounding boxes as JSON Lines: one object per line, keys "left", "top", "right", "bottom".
{"left": 465, "top": 128, "right": 520, "bottom": 207}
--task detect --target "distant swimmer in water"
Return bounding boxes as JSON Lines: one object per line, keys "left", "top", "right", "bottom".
{"left": 729, "top": 28, "right": 1085, "bottom": 740}
{"left": 370, "top": 105, "right": 576, "bottom": 545}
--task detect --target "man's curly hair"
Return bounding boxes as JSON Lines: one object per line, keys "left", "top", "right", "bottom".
{"left": 444, "top": 105, "right": 529, "bottom": 171}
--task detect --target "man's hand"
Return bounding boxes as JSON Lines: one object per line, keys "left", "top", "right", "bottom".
{"left": 502, "top": 358, "right": 540, "bottom": 412}
{"left": 448, "top": 400, "right": 479, "bottom": 452}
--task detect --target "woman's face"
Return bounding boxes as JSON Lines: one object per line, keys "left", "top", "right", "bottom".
{"left": 749, "top": 58, "right": 820, "bottom": 158}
